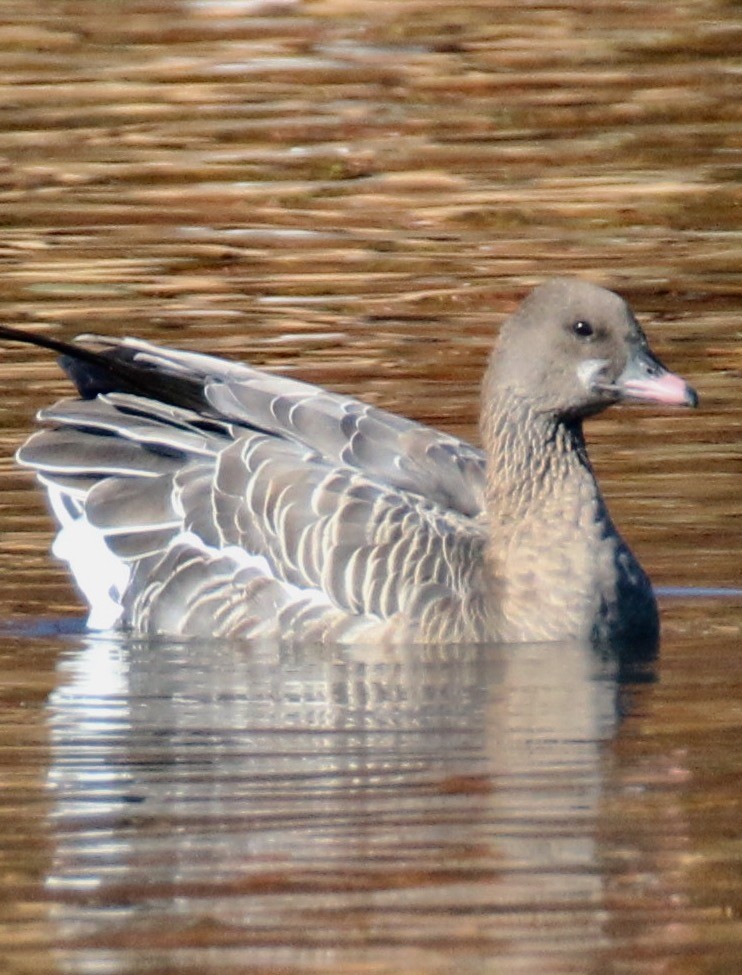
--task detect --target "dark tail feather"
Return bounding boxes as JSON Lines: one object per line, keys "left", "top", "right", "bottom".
{"left": 0, "top": 324, "right": 208, "bottom": 413}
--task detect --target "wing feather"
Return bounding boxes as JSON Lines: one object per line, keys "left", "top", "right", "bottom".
{"left": 87, "top": 336, "right": 484, "bottom": 516}
{"left": 17, "top": 338, "right": 488, "bottom": 641}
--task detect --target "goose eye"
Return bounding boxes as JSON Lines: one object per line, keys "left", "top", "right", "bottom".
{"left": 571, "top": 320, "right": 594, "bottom": 339}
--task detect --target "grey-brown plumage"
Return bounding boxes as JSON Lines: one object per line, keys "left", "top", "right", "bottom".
{"left": 3, "top": 278, "right": 697, "bottom": 651}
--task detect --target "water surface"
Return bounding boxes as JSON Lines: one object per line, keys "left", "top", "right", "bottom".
{"left": 0, "top": 1, "right": 739, "bottom": 972}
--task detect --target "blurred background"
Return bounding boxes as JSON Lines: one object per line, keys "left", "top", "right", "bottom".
{"left": 0, "top": 0, "right": 738, "bottom": 616}
{"left": 0, "top": 3, "right": 739, "bottom": 974}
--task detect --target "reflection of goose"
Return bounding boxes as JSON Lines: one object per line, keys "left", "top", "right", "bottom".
{"left": 1, "top": 278, "right": 696, "bottom": 647}
{"left": 44, "top": 634, "right": 623, "bottom": 967}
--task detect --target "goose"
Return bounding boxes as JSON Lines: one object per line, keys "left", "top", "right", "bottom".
{"left": 0, "top": 278, "right": 697, "bottom": 650}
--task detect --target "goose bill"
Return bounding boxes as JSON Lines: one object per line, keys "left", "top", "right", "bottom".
{"left": 596, "top": 348, "right": 698, "bottom": 408}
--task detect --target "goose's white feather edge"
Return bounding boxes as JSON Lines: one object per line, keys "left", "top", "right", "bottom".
{"left": 46, "top": 484, "right": 333, "bottom": 633}
{"left": 48, "top": 485, "right": 130, "bottom": 630}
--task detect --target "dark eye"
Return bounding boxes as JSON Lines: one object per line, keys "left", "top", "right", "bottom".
{"left": 571, "top": 320, "right": 594, "bottom": 339}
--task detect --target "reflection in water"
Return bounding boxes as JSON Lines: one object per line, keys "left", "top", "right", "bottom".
{"left": 45, "top": 633, "right": 630, "bottom": 971}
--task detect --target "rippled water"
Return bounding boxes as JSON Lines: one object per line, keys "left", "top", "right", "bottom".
{"left": 0, "top": 1, "right": 740, "bottom": 972}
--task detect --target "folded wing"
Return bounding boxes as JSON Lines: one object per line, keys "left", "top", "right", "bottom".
{"left": 18, "top": 338, "right": 488, "bottom": 640}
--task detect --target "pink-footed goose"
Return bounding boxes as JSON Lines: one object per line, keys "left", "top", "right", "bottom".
{"left": 0, "top": 278, "right": 697, "bottom": 650}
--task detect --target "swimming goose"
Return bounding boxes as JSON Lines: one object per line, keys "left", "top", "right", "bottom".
{"left": 0, "top": 278, "right": 697, "bottom": 650}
